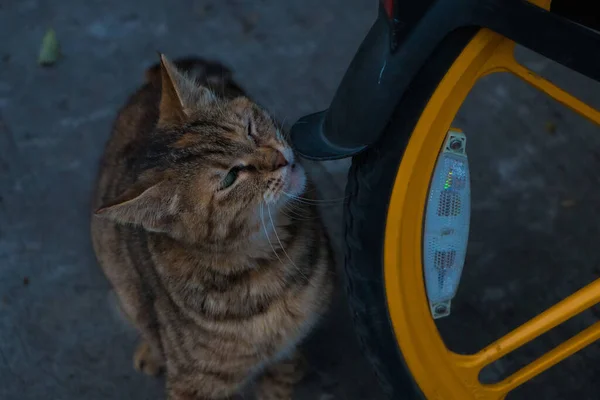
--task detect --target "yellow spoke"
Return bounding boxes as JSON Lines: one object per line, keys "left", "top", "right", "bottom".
{"left": 493, "top": 321, "right": 600, "bottom": 392}
{"left": 471, "top": 279, "right": 600, "bottom": 368}
{"left": 480, "top": 39, "right": 600, "bottom": 125}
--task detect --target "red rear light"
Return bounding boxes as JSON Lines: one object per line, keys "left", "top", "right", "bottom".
{"left": 382, "top": 0, "right": 394, "bottom": 18}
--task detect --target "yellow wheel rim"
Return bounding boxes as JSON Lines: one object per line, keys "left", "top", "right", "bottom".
{"left": 383, "top": 1, "right": 600, "bottom": 399}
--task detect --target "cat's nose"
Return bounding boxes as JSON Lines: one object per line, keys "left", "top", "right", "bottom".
{"left": 273, "top": 150, "right": 289, "bottom": 170}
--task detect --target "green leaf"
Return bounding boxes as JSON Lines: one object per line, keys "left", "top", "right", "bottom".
{"left": 38, "top": 29, "right": 60, "bottom": 66}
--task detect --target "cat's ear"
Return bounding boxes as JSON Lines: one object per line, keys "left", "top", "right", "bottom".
{"left": 94, "top": 173, "right": 179, "bottom": 232}
{"left": 158, "top": 54, "right": 215, "bottom": 126}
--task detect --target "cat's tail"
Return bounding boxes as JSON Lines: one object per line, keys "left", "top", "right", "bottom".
{"left": 145, "top": 56, "right": 245, "bottom": 97}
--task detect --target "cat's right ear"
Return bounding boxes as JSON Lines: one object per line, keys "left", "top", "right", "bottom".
{"left": 158, "top": 54, "right": 215, "bottom": 127}
{"left": 158, "top": 54, "right": 186, "bottom": 126}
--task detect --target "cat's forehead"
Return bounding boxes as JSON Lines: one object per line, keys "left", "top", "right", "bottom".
{"left": 170, "top": 128, "right": 250, "bottom": 159}
{"left": 187, "top": 100, "right": 274, "bottom": 131}
{"left": 141, "top": 100, "right": 284, "bottom": 173}
{"left": 169, "top": 123, "right": 282, "bottom": 166}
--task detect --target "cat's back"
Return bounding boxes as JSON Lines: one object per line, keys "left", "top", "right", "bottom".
{"left": 93, "top": 84, "right": 159, "bottom": 210}
{"left": 89, "top": 77, "right": 160, "bottom": 333}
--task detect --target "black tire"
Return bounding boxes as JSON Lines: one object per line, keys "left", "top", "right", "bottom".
{"left": 343, "top": 27, "right": 478, "bottom": 399}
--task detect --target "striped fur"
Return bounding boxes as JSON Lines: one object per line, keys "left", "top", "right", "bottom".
{"left": 90, "top": 56, "right": 334, "bottom": 400}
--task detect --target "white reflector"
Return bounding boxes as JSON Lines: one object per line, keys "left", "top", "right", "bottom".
{"left": 423, "top": 130, "right": 471, "bottom": 319}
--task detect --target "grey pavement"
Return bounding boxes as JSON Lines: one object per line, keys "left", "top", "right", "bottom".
{"left": 2, "top": 0, "right": 600, "bottom": 399}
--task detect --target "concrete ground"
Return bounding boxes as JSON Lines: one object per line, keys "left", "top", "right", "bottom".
{"left": 2, "top": 0, "right": 600, "bottom": 399}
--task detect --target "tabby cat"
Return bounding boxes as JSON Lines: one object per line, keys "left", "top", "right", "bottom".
{"left": 90, "top": 55, "right": 334, "bottom": 400}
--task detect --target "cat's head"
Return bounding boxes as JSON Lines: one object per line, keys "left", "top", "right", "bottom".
{"left": 95, "top": 55, "right": 306, "bottom": 245}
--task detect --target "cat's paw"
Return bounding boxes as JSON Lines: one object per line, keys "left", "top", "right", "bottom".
{"left": 134, "top": 340, "right": 165, "bottom": 377}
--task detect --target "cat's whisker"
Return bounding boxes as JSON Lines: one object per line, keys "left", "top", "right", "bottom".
{"left": 280, "top": 116, "right": 288, "bottom": 130}
{"left": 260, "top": 202, "right": 285, "bottom": 266}
{"left": 281, "top": 212, "right": 316, "bottom": 223}
{"left": 301, "top": 186, "right": 318, "bottom": 194}
{"left": 282, "top": 190, "right": 346, "bottom": 201}
{"left": 280, "top": 208, "right": 304, "bottom": 221}
{"left": 279, "top": 209, "right": 295, "bottom": 220}
{"left": 283, "top": 203, "right": 317, "bottom": 220}
{"left": 283, "top": 202, "right": 311, "bottom": 214}
{"left": 266, "top": 203, "right": 315, "bottom": 287}
{"left": 282, "top": 191, "right": 347, "bottom": 205}
{"left": 280, "top": 208, "right": 317, "bottom": 221}
{"left": 278, "top": 124, "right": 292, "bottom": 141}
{"left": 260, "top": 202, "right": 307, "bottom": 287}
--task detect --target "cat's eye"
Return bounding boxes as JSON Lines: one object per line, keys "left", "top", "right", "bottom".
{"left": 221, "top": 167, "right": 240, "bottom": 190}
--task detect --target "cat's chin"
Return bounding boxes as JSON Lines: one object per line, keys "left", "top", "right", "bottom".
{"left": 286, "top": 163, "right": 307, "bottom": 198}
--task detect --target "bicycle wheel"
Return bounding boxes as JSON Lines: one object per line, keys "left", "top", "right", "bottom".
{"left": 343, "top": 1, "right": 600, "bottom": 399}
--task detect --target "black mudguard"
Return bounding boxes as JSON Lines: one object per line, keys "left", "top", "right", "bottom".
{"left": 291, "top": 0, "right": 600, "bottom": 160}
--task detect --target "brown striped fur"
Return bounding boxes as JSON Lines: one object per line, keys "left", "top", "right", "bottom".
{"left": 90, "top": 55, "right": 334, "bottom": 399}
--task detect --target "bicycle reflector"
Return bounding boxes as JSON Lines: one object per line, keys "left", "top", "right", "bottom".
{"left": 423, "top": 130, "right": 471, "bottom": 319}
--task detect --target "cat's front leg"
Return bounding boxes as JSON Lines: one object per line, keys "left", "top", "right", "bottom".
{"left": 133, "top": 339, "right": 165, "bottom": 376}
{"left": 254, "top": 350, "right": 308, "bottom": 400}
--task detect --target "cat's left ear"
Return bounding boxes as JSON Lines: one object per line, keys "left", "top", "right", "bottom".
{"left": 94, "top": 173, "right": 179, "bottom": 232}
{"left": 158, "top": 54, "right": 216, "bottom": 126}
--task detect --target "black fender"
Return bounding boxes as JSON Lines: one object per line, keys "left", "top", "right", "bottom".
{"left": 291, "top": 0, "right": 600, "bottom": 161}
